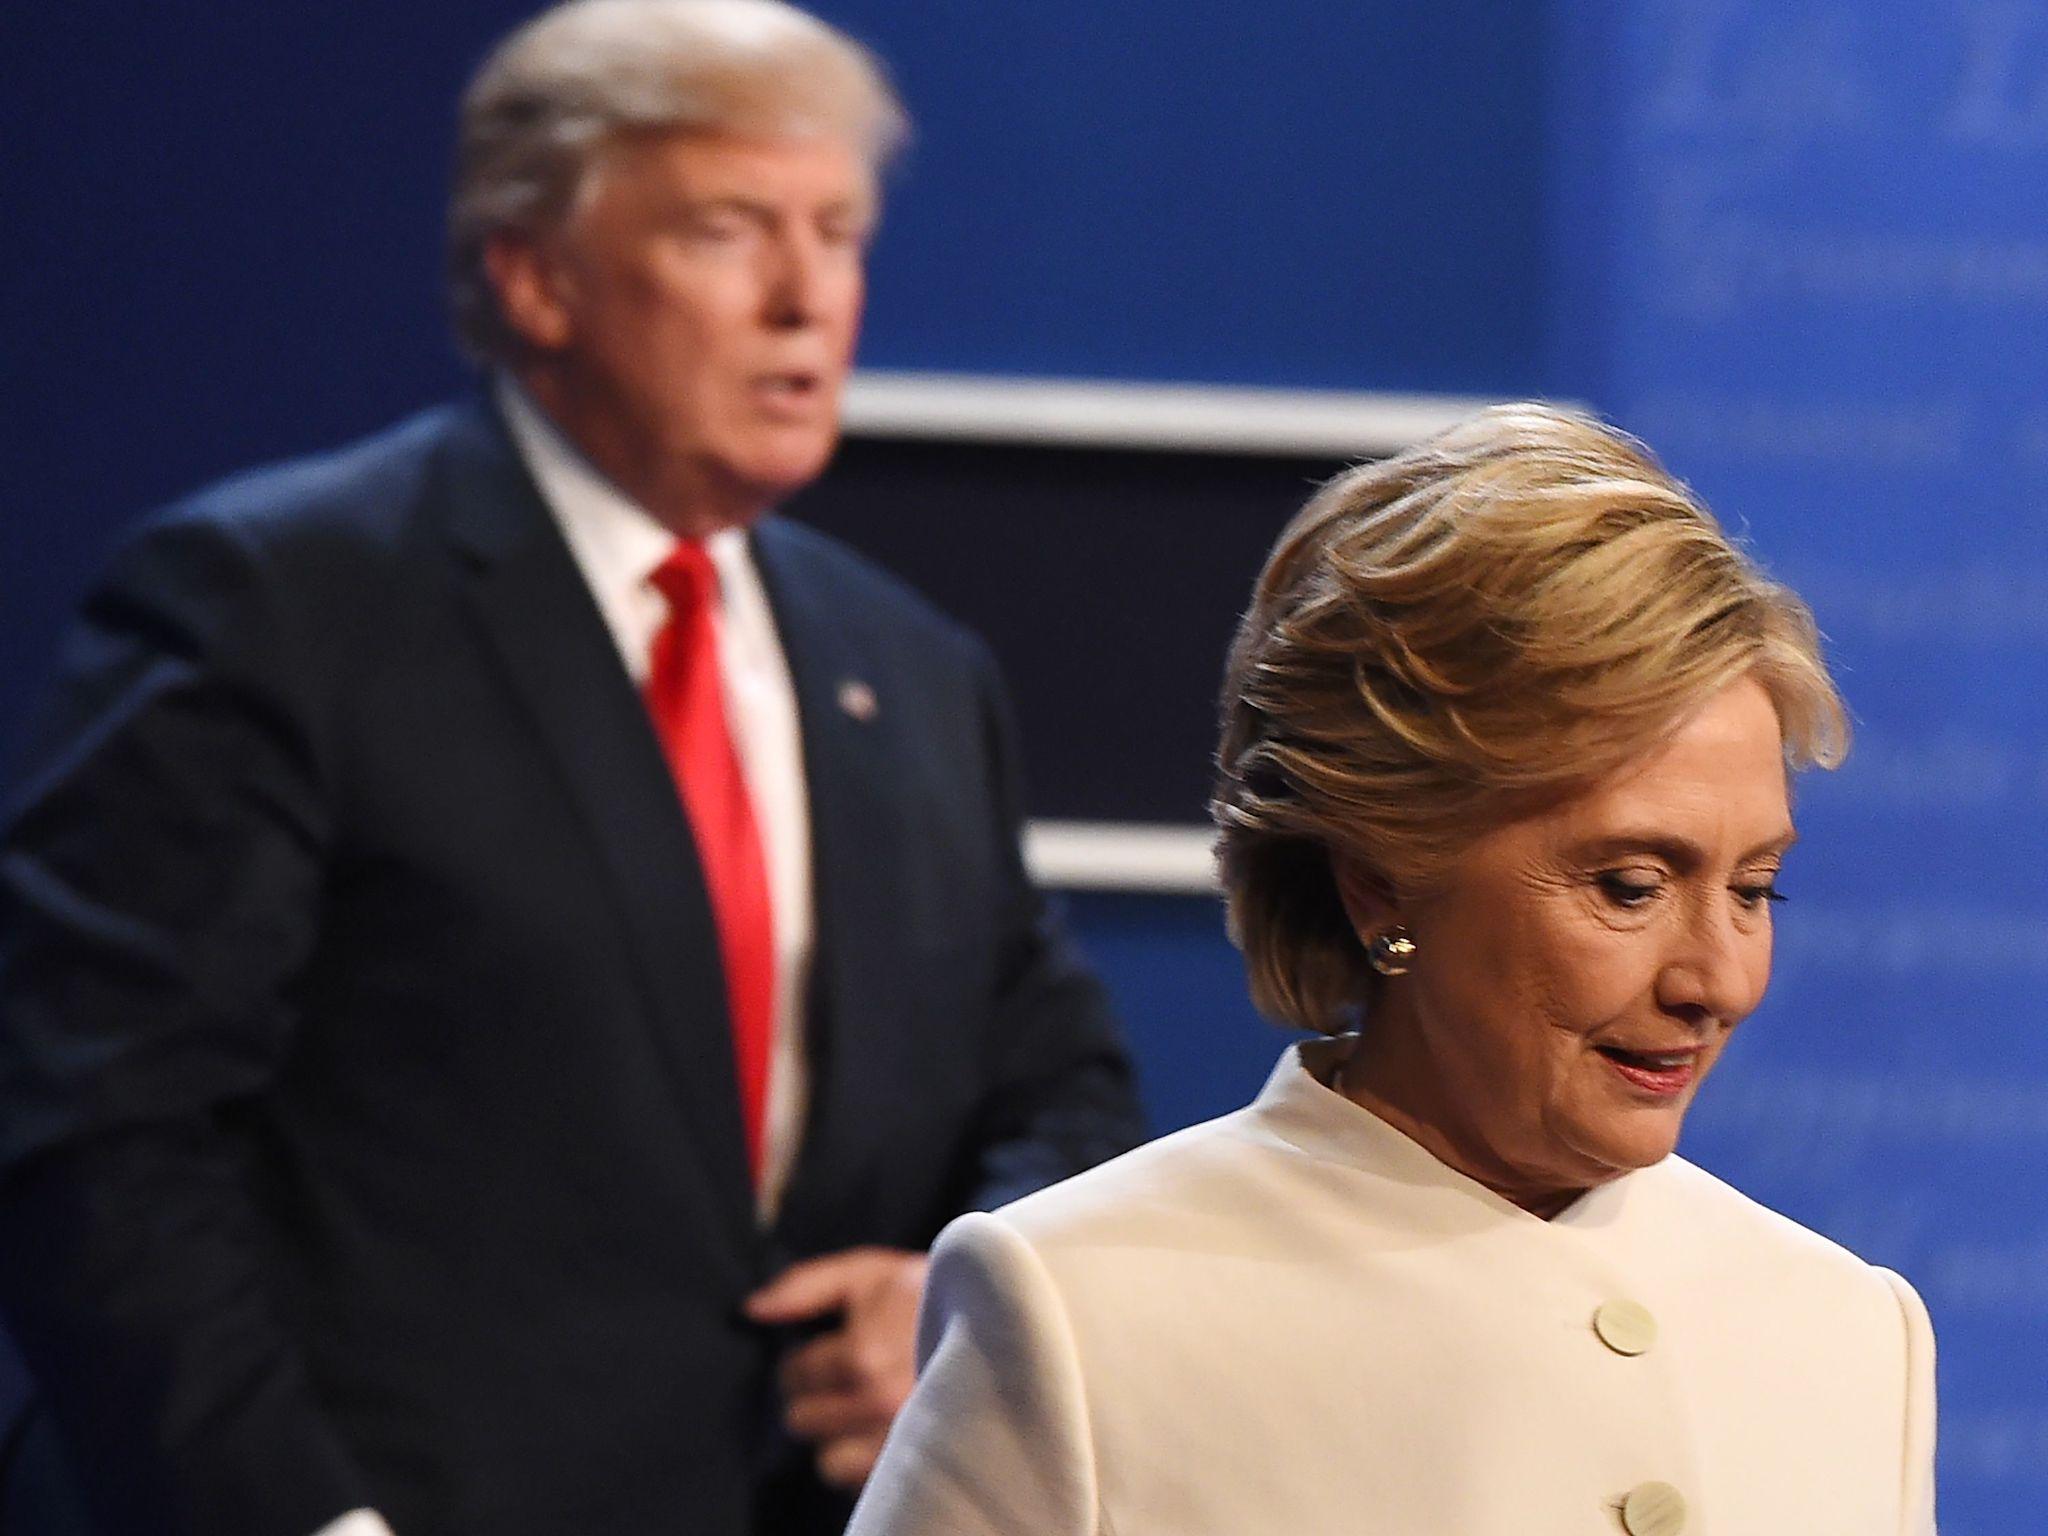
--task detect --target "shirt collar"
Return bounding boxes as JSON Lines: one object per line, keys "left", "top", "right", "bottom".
{"left": 495, "top": 374, "right": 746, "bottom": 599}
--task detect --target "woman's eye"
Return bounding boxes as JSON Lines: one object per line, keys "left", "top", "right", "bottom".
{"left": 1595, "top": 871, "right": 1662, "bottom": 908}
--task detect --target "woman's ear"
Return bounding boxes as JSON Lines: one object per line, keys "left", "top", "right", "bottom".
{"left": 1330, "top": 851, "right": 1402, "bottom": 943}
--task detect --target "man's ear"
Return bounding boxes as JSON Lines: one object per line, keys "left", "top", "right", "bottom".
{"left": 482, "top": 230, "right": 575, "bottom": 353}
{"left": 1330, "top": 850, "right": 1402, "bottom": 943}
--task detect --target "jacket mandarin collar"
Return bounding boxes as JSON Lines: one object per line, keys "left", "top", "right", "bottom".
{"left": 1249, "top": 1038, "right": 1636, "bottom": 1234}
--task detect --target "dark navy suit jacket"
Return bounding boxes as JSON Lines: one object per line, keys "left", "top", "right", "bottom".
{"left": 0, "top": 398, "right": 1143, "bottom": 1536}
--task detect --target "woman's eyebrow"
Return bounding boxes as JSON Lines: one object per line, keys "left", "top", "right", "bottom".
{"left": 1743, "top": 828, "right": 1800, "bottom": 861}
{"left": 1565, "top": 827, "right": 1797, "bottom": 868}
{"left": 1568, "top": 832, "right": 1706, "bottom": 870}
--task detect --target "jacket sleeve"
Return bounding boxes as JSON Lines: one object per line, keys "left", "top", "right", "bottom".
{"left": 848, "top": 1211, "right": 1099, "bottom": 1536}
{"left": 0, "top": 512, "right": 373, "bottom": 1535}
{"left": 957, "top": 647, "right": 1147, "bottom": 1212}
{"left": 1878, "top": 1267, "right": 1938, "bottom": 1535}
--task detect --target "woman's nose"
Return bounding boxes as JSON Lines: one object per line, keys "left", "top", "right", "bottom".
{"left": 1654, "top": 896, "right": 1764, "bottom": 1026}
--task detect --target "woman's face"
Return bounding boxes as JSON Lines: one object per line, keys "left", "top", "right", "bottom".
{"left": 1342, "top": 676, "right": 1796, "bottom": 1214}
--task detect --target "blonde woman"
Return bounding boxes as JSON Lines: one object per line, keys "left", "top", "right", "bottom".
{"left": 849, "top": 404, "right": 1937, "bottom": 1536}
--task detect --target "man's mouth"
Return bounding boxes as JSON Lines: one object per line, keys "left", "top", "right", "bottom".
{"left": 753, "top": 371, "right": 823, "bottom": 405}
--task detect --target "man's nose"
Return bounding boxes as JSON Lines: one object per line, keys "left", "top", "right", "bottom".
{"left": 762, "top": 231, "right": 835, "bottom": 328}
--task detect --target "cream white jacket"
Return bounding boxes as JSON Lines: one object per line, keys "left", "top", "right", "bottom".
{"left": 850, "top": 1041, "right": 1937, "bottom": 1536}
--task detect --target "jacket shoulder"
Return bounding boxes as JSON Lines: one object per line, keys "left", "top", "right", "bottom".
{"left": 53, "top": 403, "right": 489, "bottom": 742}
{"left": 139, "top": 401, "right": 473, "bottom": 561}
{"left": 754, "top": 516, "right": 989, "bottom": 669}
{"left": 987, "top": 1108, "right": 1301, "bottom": 1258}
{"left": 1644, "top": 1155, "right": 1911, "bottom": 1302}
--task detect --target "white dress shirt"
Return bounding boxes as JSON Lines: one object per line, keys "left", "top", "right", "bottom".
{"left": 497, "top": 378, "right": 815, "bottom": 1224}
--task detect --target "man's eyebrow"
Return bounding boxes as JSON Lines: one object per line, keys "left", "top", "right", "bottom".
{"left": 663, "top": 193, "right": 873, "bottom": 224}
{"left": 669, "top": 193, "right": 772, "bottom": 215}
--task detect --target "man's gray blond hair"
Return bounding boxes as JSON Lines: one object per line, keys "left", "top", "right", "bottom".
{"left": 448, "top": 0, "right": 908, "bottom": 362}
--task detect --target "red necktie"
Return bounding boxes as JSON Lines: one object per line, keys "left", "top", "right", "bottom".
{"left": 644, "top": 543, "right": 776, "bottom": 1186}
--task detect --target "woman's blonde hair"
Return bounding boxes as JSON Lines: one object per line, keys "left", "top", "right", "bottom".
{"left": 1212, "top": 402, "right": 1847, "bottom": 1034}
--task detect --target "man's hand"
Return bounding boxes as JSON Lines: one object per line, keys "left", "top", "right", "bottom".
{"left": 744, "top": 1246, "right": 929, "bottom": 1491}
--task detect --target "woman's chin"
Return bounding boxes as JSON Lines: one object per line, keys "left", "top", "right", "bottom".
{"left": 1581, "top": 1102, "right": 1692, "bottom": 1176}
{"left": 1541, "top": 1087, "right": 1696, "bottom": 1184}
{"left": 1572, "top": 1056, "right": 1708, "bottom": 1169}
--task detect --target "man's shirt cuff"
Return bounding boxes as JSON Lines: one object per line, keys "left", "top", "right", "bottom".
{"left": 312, "top": 1512, "right": 396, "bottom": 1536}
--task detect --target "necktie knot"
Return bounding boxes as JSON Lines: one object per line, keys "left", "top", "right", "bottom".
{"left": 650, "top": 541, "right": 717, "bottom": 611}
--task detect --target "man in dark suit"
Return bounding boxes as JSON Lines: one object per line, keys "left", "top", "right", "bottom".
{"left": 0, "top": 3, "right": 1143, "bottom": 1533}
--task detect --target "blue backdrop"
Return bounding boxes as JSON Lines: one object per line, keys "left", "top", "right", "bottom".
{"left": 4, "top": 1, "right": 2043, "bottom": 1526}
{"left": 1545, "top": 2, "right": 2048, "bottom": 1510}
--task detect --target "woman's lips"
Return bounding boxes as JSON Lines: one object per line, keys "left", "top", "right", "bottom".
{"left": 1595, "top": 1044, "right": 1699, "bottom": 1096}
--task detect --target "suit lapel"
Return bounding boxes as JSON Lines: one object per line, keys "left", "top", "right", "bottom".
{"left": 434, "top": 399, "right": 756, "bottom": 1253}
{"left": 748, "top": 521, "right": 905, "bottom": 1235}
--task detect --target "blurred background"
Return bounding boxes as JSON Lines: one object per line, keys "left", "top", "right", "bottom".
{"left": 5, "top": 1, "right": 2044, "bottom": 1526}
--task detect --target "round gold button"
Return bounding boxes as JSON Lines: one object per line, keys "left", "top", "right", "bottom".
{"left": 1593, "top": 1299, "right": 1657, "bottom": 1356}
{"left": 1620, "top": 1480, "right": 1686, "bottom": 1536}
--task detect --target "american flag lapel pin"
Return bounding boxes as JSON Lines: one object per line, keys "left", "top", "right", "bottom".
{"left": 836, "top": 678, "right": 878, "bottom": 722}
